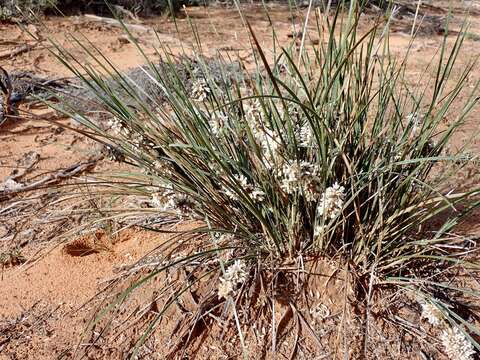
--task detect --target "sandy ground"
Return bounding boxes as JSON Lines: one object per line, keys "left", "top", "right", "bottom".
{"left": 0, "top": 229, "right": 165, "bottom": 359}
{"left": 0, "top": 2, "right": 480, "bottom": 359}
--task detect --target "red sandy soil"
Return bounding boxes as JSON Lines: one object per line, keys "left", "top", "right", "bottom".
{"left": 0, "top": 229, "right": 165, "bottom": 359}
{"left": 0, "top": 2, "right": 479, "bottom": 359}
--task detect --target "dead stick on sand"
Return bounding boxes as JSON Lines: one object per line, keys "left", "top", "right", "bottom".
{"left": 83, "top": 14, "right": 151, "bottom": 33}
{"left": 0, "top": 43, "right": 38, "bottom": 60}
{"left": 0, "top": 155, "right": 103, "bottom": 200}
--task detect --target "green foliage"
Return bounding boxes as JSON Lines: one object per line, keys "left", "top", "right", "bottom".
{"left": 64, "top": 0, "right": 184, "bottom": 17}
{"left": 0, "top": 0, "right": 182, "bottom": 21}
{"left": 0, "top": 0, "right": 57, "bottom": 21}
{"left": 110, "top": 0, "right": 183, "bottom": 16}
{"left": 57, "top": 14, "right": 478, "bottom": 267}
{"left": 48, "top": 0, "right": 480, "bottom": 355}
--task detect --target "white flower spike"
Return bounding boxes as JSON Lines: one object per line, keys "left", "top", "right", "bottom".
{"left": 440, "top": 327, "right": 475, "bottom": 360}
{"left": 317, "top": 182, "right": 345, "bottom": 220}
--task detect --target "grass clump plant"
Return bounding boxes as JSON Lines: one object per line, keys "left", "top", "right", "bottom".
{"left": 47, "top": 1, "right": 480, "bottom": 358}
{"left": 0, "top": 0, "right": 57, "bottom": 21}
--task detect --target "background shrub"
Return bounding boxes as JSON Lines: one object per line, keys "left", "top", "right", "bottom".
{"left": 0, "top": 0, "right": 184, "bottom": 20}
{"left": 0, "top": 0, "right": 57, "bottom": 20}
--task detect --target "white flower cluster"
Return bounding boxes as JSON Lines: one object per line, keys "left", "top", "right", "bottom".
{"left": 280, "top": 161, "right": 321, "bottom": 201}
{"left": 107, "top": 117, "right": 129, "bottom": 136}
{"left": 313, "top": 224, "right": 325, "bottom": 237}
{"left": 151, "top": 192, "right": 164, "bottom": 208}
{"left": 244, "top": 100, "right": 264, "bottom": 125}
{"left": 250, "top": 189, "right": 266, "bottom": 202}
{"left": 278, "top": 101, "right": 314, "bottom": 147}
{"left": 243, "top": 100, "right": 284, "bottom": 168}
{"left": 317, "top": 183, "right": 345, "bottom": 220}
{"left": 218, "top": 260, "right": 248, "bottom": 299}
{"left": 212, "top": 232, "right": 235, "bottom": 245}
{"left": 151, "top": 186, "right": 195, "bottom": 218}
{"left": 152, "top": 160, "right": 172, "bottom": 176}
{"left": 406, "top": 112, "right": 423, "bottom": 136}
{"left": 191, "top": 79, "right": 211, "bottom": 102}
{"left": 440, "top": 327, "right": 475, "bottom": 360}
{"left": 223, "top": 174, "right": 265, "bottom": 203}
{"left": 280, "top": 161, "right": 303, "bottom": 194}
{"left": 107, "top": 117, "right": 154, "bottom": 152}
{"left": 222, "top": 174, "right": 247, "bottom": 201}
{"left": 131, "top": 133, "right": 155, "bottom": 151}
{"left": 102, "top": 144, "right": 125, "bottom": 162}
{"left": 0, "top": 178, "right": 23, "bottom": 192}
{"left": 209, "top": 110, "right": 228, "bottom": 135}
{"left": 258, "top": 128, "right": 282, "bottom": 168}
{"left": 297, "top": 123, "right": 314, "bottom": 146}
{"left": 416, "top": 298, "right": 476, "bottom": 360}
{"left": 419, "top": 299, "right": 442, "bottom": 326}
{"left": 207, "top": 161, "right": 225, "bottom": 177}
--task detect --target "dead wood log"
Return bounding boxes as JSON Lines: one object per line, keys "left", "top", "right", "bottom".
{"left": 0, "top": 155, "right": 103, "bottom": 201}
{"left": 0, "top": 43, "right": 38, "bottom": 60}
{"left": 82, "top": 14, "right": 152, "bottom": 33}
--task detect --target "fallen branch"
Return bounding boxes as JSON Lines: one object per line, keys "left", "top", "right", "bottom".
{"left": 83, "top": 14, "right": 151, "bottom": 33}
{"left": 112, "top": 4, "right": 141, "bottom": 23}
{"left": 0, "top": 43, "right": 38, "bottom": 60}
{"left": 0, "top": 40, "right": 24, "bottom": 46}
{"left": 8, "top": 151, "right": 40, "bottom": 182}
{"left": 0, "top": 154, "right": 103, "bottom": 201}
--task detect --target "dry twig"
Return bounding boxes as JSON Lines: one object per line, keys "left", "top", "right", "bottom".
{"left": 0, "top": 155, "right": 103, "bottom": 201}
{"left": 83, "top": 14, "right": 151, "bottom": 33}
{"left": 0, "top": 43, "right": 38, "bottom": 60}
